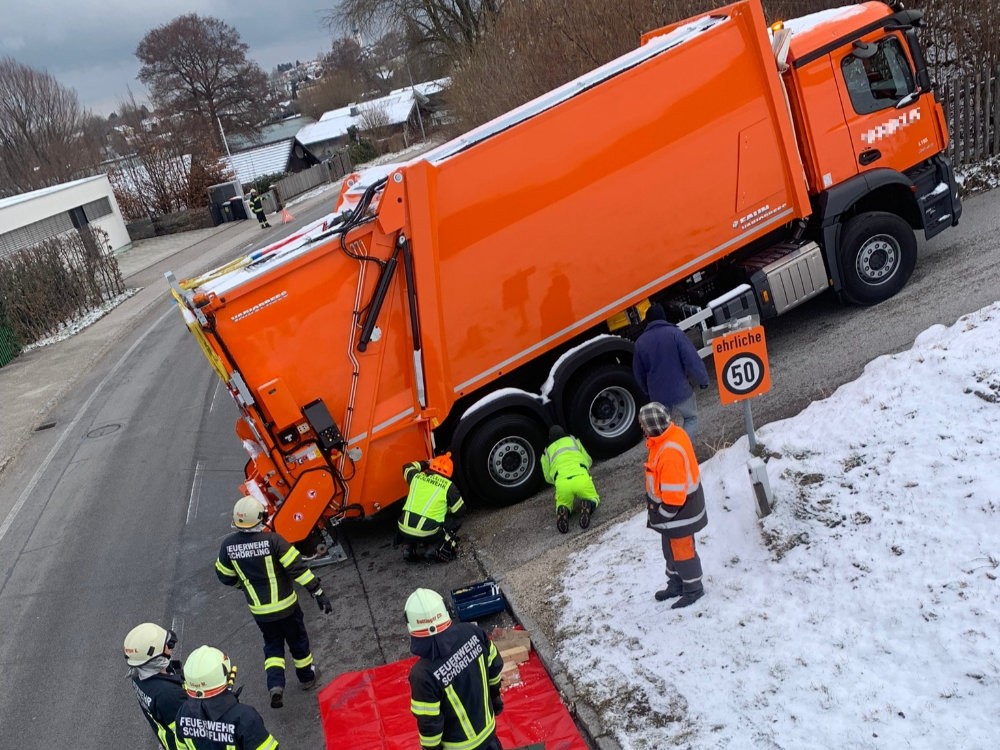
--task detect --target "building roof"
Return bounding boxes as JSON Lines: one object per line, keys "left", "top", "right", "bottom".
{"left": 227, "top": 115, "right": 316, "bottom": 151}
{"left": 0, "top": 174, "right": 109, "bottom": 211}
{"left": 224, "top": 139, "right": 295, "bottom": 184}
{"left": 297, "top": 78, "right": 448, "bottom": 147}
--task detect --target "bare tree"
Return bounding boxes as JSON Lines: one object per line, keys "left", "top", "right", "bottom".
{"left": 0, "top": 57, "right": 103, "bottom": 196}
{"left": 136, "top": 14, "right": 276, "bottom": 153}
{"left": 329, "top": 0, "right": 502, "bottom": 64}
{"left": 357, "top": 101, "right": 395, "bottom": 152}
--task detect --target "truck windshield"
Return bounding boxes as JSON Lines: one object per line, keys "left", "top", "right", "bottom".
{"left": 841, "top": 37, "right": 915, "bottom": 115}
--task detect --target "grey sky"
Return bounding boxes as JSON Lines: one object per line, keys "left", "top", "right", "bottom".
{"left": 0, "top": 1, "right": 339, "bottom": 116}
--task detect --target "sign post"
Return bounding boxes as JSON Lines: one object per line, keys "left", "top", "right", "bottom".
{"left": 711, "top": 324, "right": 771, "bottom": 450}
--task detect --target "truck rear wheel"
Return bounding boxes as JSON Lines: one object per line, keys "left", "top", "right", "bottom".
{"left": 565, "top": 364, "right": 643, "bottom": 459}
{"left": 462, "top": 413, "right": 546, "bottom": 507}
{"left": 838, "top": 212, "right": 916, "bottom": 305}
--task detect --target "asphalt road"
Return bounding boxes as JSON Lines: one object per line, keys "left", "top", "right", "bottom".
{"left": 0, "top": 186, "right": 996, "bottom": 747}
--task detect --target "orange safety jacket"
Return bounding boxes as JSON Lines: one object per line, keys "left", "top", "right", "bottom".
{"left": 644, "top": 423, "right": 707, "bottom": 539}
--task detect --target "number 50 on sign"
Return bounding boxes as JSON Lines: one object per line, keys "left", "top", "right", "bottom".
{"left": 712, "top": 325, "right": 771, "bottom": 406}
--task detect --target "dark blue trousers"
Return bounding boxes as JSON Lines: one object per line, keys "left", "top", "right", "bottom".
{"left": 255, "top": 602, "right": 314, "bottom": 690}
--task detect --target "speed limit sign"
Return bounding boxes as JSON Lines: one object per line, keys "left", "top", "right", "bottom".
{"left": 712, "top": 325, "right": 771, "bottom": 405}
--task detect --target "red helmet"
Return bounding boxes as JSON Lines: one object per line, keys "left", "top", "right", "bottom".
{"left": 428, "top": 452, "right": 453, "bottom": 478}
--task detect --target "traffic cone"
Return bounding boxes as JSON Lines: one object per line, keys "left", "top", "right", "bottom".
{"left": 281, "top": 208, "right": 295, "bottom": 224}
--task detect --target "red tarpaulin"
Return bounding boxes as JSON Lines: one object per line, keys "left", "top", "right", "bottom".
{"left": 319, "top": 651, "right": 588, "bottom": 750}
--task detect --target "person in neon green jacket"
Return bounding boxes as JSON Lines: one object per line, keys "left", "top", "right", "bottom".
{"left": 541, "top": 425, "right": 600, "bottom": 533}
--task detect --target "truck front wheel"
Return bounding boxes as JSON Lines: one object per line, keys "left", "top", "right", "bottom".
{"left": 838, "top": 212, "right": 916, "bottom": 305}
{"left": 461, "top": 413, "right": 546, "bottom": 507}
{"left": 565, "top": 364, "right": 643, "bottom": 459}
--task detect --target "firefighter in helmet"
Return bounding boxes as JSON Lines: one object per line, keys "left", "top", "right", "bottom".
{"left": 248, "top": 188, "right": 270, "bottom": 229}
{"left": 174, "top": 645, "right": 277, "bottom": 749}
{"left": 123, "top": 622, "right": 186, "bottom": 749}
{"left": 215, "top": 495, "right": 332, "bottom": 708}
{"left": 406, "top": 588, "right": 504, "bottom": 750}
{"left": 396, "top": 453, "right": 465, "bottom": 562}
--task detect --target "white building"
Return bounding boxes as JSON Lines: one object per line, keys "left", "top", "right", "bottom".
{"left": 0, "top": 174, "right": 130, "bottom": 260}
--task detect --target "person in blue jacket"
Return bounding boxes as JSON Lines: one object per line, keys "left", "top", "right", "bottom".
{"left": 632, "top": 302, "right": 710, "bottom": 440}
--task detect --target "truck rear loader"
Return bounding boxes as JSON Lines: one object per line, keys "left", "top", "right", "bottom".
{"left": 168, "top": 0, "right": 960, "bottom": 551}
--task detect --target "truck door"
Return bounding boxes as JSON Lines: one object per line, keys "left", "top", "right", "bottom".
{"left": 834, "top": 33, "right": 942, "bottom": 173}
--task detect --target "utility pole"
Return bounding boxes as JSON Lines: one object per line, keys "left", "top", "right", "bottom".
{"left": 217, "top": 115, "right": 232, "bottom": 157}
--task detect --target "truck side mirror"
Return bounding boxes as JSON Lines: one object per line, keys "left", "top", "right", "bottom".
{"left": 851, "top": 41, "right": 878, "bottom": 59}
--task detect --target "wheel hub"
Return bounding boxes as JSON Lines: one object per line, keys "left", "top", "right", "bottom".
{"left": 856, "top": 234, "right": 899, "bottom": 285}
{"left": 488, "top": 438, "right": 533, "bottom": 486}
{"left": 589, "top": 385, "right": 635, "bottom": 439}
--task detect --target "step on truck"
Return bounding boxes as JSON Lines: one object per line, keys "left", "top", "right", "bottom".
{"left": 168, "top": 0, "right": 960, "bottom": 551}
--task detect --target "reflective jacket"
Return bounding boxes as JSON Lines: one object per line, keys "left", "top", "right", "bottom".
{"left": 541, "top": 434, "right": 592, "bottom": 484}
{"left": 131, "top": 669, "right": 186, "bottom": 750}
{"left": 215, "top": 530, "right": 319, "bottom": 622}
{"left": 409, "top": 622, "right": 503, "bottom": 750}
{"left": 248, "top": 193, "right": 264, "bottom": 214}
{"left": 645, "top": 423, "right": 708, "bottom": 538}
{"left": 398, "top": 462, "right": 465, "bottom": 538}
{"left": 175, "top": 690, "right": 277, "bottom": 750}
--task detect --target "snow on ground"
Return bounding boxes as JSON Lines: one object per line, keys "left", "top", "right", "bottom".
{"left": 22, "top": 289, "right": 139, "bottom": 352}
{"left": 556, "top": 302, "right": 1000, "bottom": 749}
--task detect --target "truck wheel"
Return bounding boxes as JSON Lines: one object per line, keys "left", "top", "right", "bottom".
{"left": 838, "top": 212, "right": 916, "bottom": 305}
{"left": 565, "top": 364, "right": 643, "bottom": 459}
{"left": 462, "top": 413, "right": 545, "bottom": 507}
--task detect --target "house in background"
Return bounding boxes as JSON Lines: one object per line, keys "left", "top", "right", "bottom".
{"left": 223, "top": 115, "right": 319, "bottom": 186}
{"left": 296, "top": 79, "right": 449, "bottom": 161}
{"left": 0, "top": 175, "right": 130, "bottom": 260}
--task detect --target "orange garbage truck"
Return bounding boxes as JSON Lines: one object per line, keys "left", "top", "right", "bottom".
{"left": 168, "top": 0, "right": 959, "bottom": 550}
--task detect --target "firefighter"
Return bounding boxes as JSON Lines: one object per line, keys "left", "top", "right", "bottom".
{"left": 174, "top": 645, "right": 277, "bottom": 750}
{"left": 396, "top": 452, "right": 465, "bottom": 562}
{"left": 639, "top": 401, "right": 708, "bottom": 608}
{"left": 406, "top": 588, "right": 504, "bottom": 750}
{"left": 215, "top": 495, "right": 332, "bottom": 708}
{"left": 541, "top": 424, "right": 600, "bottom": 533}
{"left": 248, "top": 189, "right": 270, "bottom": 228}
{"left": 123, "top": 622, "right": 186, "bottom": 749}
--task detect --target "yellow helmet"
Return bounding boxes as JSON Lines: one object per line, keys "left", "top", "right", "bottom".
{"left": 123, "top": 622, "right": 176, "bottom": 667}
{"left": 232, "top": 495, "right": 267, "bottom": 529}
{"left": 405, "top": 588, "right": 452, "bottom": 637}
{"left": 184, "top": 645, "right": 234, "bottom": 698}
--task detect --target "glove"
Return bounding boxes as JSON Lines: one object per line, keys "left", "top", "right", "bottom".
{"left": 700, "top": 383, "right": 709, "bottom": 390}
{"left": 491, "top": 692, "right": 504, "bottom": 716}
{"left": 314, "top": 589, "right": 332, "bottom": 614}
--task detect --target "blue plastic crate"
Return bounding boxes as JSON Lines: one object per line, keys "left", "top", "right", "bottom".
{"left": 450, "top": 579, "right": 506, "bottom": 621}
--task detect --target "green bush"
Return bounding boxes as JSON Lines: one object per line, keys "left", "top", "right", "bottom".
{"left": 348, "top": 139, "right": 377, "bottom": 165}
{"left": 249, "top": 172, "right": 287, "bottom": 196}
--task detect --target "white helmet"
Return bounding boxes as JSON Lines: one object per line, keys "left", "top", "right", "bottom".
{"left": 184, "top": 645, "right": 234, "bottom": 698}
{"left": 123, "top": 622, "right": 176, "bottom": 667}
{"left": 405, "top": 588, "right": 452, "bottom": 637}
{"left": 232, "top": 495, "right": 267, "bottom": 529}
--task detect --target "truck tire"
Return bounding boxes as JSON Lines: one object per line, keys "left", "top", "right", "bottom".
{"left": 565, "top": 364, "right": 643, "bottom": 459}
{"left": 838, "top": 211, "right": 916, "bottom": 305}
{"left": 461, "top": 413, "right": 546, "bottom": 507}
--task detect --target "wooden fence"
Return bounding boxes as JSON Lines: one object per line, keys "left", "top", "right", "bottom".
{"left": 271, "top": 150, "right": 353, "bottom": 207}
{"left": 941, "top": 65, "right": 1000, "bottom": 171}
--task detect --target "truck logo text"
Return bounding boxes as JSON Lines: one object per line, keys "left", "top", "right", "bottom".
{"left": 732, "top": 202, "right": 787, "bottom": 231}
{"left": 231, "top": 291, "right": 288, "bottom": 322}
{"left": 861, "top": 107, "right": 920, "bottom": 145}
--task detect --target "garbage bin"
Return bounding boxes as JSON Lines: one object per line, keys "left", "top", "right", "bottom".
{"left": 209, "top": 202, "right": 224, "bottom": 226}
{"left": 228, "top": 196, "right": 248, "bottom": 221}
{"left": 221, "top": 203, "right": 233, "bottom": 222}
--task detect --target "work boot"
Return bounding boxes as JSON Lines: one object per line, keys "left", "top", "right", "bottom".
{"left": 300, "top": 665, "right": 320, "bottom": 691}
{"left": 654, "top": 578, "right": 683, "bottom": 602}
{"left": 579, "top": 501, "right": 595, "bottom": 529}
{"left": 401, "top": 544, "right": 418, "bottom": 563}
{"left": 270, "top": 687, "right": 284, "bottom": 708}
{"left": 671, "top": 589, "right": 705, "bottom": 609}
{"left": 556, "top": 507, "right": 569, "bottom": 534}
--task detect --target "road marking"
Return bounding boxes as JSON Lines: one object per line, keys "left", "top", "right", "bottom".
{"left": 170, "top": 614, "right": 184, "bottom": 652}
{"left": 0, "top": 306, "right": 176, "bottom": 547}
{"left": 209, "top": 380, "right": 222, "bottom": 413}
{"left": 186, "top": 460, "right": 204, "bottom": 524}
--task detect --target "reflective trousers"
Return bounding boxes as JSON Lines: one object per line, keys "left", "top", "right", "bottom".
{"left": 255, "top": 602, "right": 314, "bottom": 690}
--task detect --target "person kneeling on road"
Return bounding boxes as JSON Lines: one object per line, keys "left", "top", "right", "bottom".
{"left": 395, "top": 452, "right": 465, "bottom": 563}
{"left": 175, "top": 645, "right": 278, "bottom": 749}
{"left": 215, "top": 495, "right": 331, "bottom": 709}
{"left": 541, "top": 424, "right": 599, "bottom": 534}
